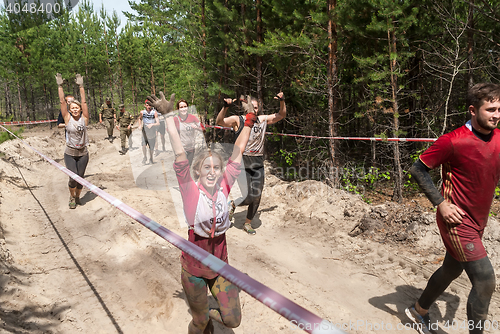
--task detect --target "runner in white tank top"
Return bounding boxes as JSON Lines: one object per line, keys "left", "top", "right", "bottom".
{"left": 215, "top": 92, "right": 287, "bottom": 234}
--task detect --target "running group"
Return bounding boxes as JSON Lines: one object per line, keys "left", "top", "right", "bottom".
{"left": 56, "top": 73, "right": 500, "bottom": 334}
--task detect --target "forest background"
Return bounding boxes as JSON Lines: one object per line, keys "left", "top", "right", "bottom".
{"left": 1, "top": 0, "right": 499, "bottom": 203}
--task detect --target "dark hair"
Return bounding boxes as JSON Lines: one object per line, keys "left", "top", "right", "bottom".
{"left": 467, "top": 83, "right": 500, "bottom": 111}
{"left": 176, "top": 99, "right": 189, "bottom": 110}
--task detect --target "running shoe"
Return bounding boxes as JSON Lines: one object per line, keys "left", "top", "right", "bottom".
{"left": 69, "top": 196, "right": 76, "bottom": 209}
{"left": 243, "top": 223, "right": 256, "bottom": 235}
{"left": 228, "top": 200, "right": 236, "bottom": 222}
{"left": 75, "top": 197, "right": 81, "bottom": 205}
{"left": 405, "top": 305, "right": 432, "bottom": 334}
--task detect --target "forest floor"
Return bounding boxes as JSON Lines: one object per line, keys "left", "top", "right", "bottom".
{"left": 1, "top": 124, "right": 500, "bottom": 334}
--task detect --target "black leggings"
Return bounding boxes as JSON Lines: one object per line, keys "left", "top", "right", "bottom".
{"left": 64, "top": 153, "right": 89, "bottom": 189}
{"left": 236, "top": 165, "right": 265, "bottom": 220}
{"left": 418, "top": 252, "right": 496, "bottom": 334}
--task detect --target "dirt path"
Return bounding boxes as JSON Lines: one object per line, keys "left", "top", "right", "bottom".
{"left": 0, "top": 125, "right": 499, "bottom": 334}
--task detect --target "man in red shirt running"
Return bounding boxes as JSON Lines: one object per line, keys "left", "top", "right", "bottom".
{"left": 406, "top": 83, "right": 500, "bottom": 334}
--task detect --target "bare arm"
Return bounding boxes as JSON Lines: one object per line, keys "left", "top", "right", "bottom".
{"left": 56, "top": 73, "right": 69, "bottom": 123}
{"left": 76, "top": 74, "right": 89, "bottom": 125}
{"left": 266, "top": 92, "right": 286, "bottom": 125}
{"left": 166, "top": 115, "right": 187, "bottom": 162}
{"left": 146, "top": 92, "right": 185, "bottom": 161}
{"left": 230, "top": 114, "right": 257, "bottom": 163}
{"left": 216, "top": 98, "right": 240, "bottom": 129}
{"left": 150, "top": 111, "right": 160, "bottom": 127}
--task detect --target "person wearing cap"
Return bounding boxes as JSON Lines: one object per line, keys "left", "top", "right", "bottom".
{"left": 116, "top": 104, "right": 134, "bottom": 154}
{"left": 99, "top": 97, "right": 116, "bottom": 141}
{"left": 139, "top": 99, "right": 160, "bottom": 164}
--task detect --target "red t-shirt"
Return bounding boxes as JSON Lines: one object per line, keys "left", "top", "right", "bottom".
{"left": 173, "top": 158, "right": 241, "bottom": 278}
{"left": 420, "top": 125, "right": 500, "bottom": 260}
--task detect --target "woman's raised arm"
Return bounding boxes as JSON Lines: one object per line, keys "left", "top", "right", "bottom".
{"left": 55, "top": 73, "right": 68, "bottom": 121}
{"left": 75, "top": 74, "right": 89, "bottom": 123}
{"left": 146, "top": 92, "right": 187, "bottom": 162}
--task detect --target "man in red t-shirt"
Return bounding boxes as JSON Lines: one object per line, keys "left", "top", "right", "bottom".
{"left": 406, "top": 83, "right": 500, "bottom": 334}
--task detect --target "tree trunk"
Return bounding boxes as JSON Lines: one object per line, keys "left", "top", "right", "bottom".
{"left": 30, "top": 83, "right": 35, "bottom": 121}
{"left": 256, "top": 0, "right": 263, "bottom": 113}
{"left": 131, "top": 69, "right": 138, "bottom": 115}
{"left": 327, "top": 0, "right": 339, "bottom": 181}
{"left": 5, "top": 82, "right": 12, "bottom": 117}
{"left": 388, "top": 26, "right": 403, "bottom": 203}
{"left": 150, "top": 58, "right": 156, "bottom": 95}
{"left": 241, "top": 3, "right": 250, "bottom": 93}
{"left": 103, "top": 21, "right": 114, "bottom": 102}
{"left": 17, "top": 78, "right": 22, "bottom": 121}
{"left": 43, "top": 83, "right": 50, "bottom": 126}
{"left": 201, "top": 0, "right": 211, "bottom": 141}
{"left": 467, "top": 0, "right": 474, "bottom": 89}
{"left": 116, "top": 35, "right": 124, "bottom": 103}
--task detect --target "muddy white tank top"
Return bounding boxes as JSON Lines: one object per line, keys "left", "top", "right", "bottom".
{"left": 244, "top": 116, "right": 267, "bottom": 156}
{"left": 142, "top": 108, "right": 156, "bottom": 125}
{"left": 175, "top": 115, "right": 199, "bottom": 151}
{"left": 66, "top": 116, "right": 88, "bottom": 149}
{"left": 192, "top": 186, "right": 230, "bottom": 238}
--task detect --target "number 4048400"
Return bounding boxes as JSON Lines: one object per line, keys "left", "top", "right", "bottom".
{"left": 443, "top": 320, "right": 499, "bottom": 331}
{"left": 5, "top": 2, "right": 61, "bottom": 14}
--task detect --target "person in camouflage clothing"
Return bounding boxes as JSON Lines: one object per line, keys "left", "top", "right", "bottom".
{"left": 115, "top": 104, "right": 134, "bottom": 154}
{"left": 99, "top": 97, "right": 116, "bottom": 141}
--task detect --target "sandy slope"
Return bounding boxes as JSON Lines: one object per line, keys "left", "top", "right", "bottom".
{"left": 0, "top": 125, "right": 499, "bottom": 334}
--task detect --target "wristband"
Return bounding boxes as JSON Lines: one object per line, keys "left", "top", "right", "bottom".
{"left": 276, "top": 94, "right": 284, "bottom": 101}
{"left": 244, "top": 114, "right": 257, "bottom": 127}
{"left": 223, "top": 100, "right": 231, "bottom": 108}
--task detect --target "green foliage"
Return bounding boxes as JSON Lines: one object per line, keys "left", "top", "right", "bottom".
{"left": 0, "top": 127, "right": 23, "bottom": 144}
{"left": 276, "top": 149, "right": 297, "bottom": 166}
{"left": 339, "top": 165, "right": 392, "bottom": 196}
{"left": 2, "top": 0, "right": 500, "bottom": 206}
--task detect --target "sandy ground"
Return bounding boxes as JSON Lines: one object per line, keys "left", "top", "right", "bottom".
{"left": 0, "top": 124, "right": 500, "bottom": 334}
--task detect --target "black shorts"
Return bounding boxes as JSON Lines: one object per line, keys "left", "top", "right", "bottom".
{"left": 142, "top": 126, "right": 156, "bottom": 148}
{"left": 157, "top": 120, "right": 166, "bottom": 135}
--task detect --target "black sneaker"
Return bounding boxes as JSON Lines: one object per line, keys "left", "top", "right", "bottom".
{"left": 405, "top": 305, "right": 432, "bottom": 334}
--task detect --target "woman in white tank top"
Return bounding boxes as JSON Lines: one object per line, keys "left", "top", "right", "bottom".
{"left": 56, "top": 73, "right": 89, "bottom": 209}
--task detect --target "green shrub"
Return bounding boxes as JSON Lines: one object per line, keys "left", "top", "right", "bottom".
{"left": 0, "top": 127, "right": 23, "bottom": 144}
